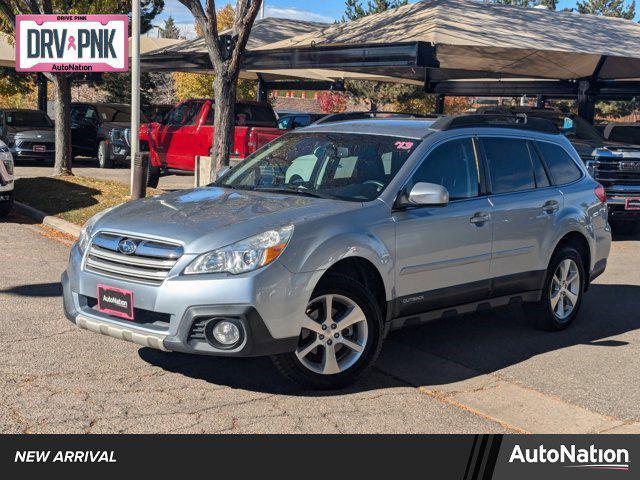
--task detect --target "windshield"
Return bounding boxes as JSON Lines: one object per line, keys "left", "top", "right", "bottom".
{"left": 5, "top": 110, "right": 52, "bottom": 128}
{"left": 532, "top": 113, "right": 603, "bottom": 142}
{"left": 216, "top": 132, "right": 420, "bottom": 202}
{"left": 95, "top": 105, "right": 149, "bottom": 123}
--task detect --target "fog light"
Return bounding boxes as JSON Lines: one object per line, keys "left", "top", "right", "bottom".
{"left": 212, "top": 320, "right": 240, "bottom": 346}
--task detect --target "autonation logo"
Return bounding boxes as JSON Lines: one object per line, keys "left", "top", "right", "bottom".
{"left": 509, "top": 444, "right": 630, "bottom": 471}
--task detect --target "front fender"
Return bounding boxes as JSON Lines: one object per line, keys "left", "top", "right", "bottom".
{"left": 282, "top": 215, "right": 396, "bottom": 302}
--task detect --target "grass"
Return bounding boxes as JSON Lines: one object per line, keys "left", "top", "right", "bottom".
{"left": 13, "top": 175, "right": 162, "bottom": 226}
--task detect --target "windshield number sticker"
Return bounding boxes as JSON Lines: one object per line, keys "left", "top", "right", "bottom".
{"left": 395, "top": 141, "right": 414, "bottom": 150}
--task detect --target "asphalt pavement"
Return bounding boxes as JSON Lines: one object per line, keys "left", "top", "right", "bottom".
{"left": 1, "top": 211, "right": 639, "bottom": 433}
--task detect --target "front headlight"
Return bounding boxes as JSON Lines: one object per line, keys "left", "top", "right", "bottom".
{"left": 184, "top": 225, "right": 294, "bottom": 275}
{"left": 77, "top": 205, "right": 120, "bottom": 253}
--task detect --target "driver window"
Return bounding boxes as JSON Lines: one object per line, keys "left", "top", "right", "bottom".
{"left": 409, "top": 138, "right": 479, "bottom": 200}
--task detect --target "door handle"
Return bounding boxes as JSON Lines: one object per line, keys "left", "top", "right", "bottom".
{"left": 470, "top": 212, "right": 491, "bottom": 225}
{"left": 542, "top": 200, "right": 560, "bottom": 214}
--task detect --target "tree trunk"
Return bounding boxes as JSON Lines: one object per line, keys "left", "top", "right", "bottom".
{"left": 51, "top": 74, "right": 73, "bottom": 176}
{"left": 211, "top": 74, "right": 237, "bottom": 174}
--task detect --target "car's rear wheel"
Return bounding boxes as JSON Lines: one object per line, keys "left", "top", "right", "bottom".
{"left": 147, "top": 163, "right": 160, "bottom": 188}
{"left": 272, "top": 274, "right": 384, "bottom": 389}
{"left": 527, "top": 245, "right": 584, "bottom": 331}
{"left": 97, "top": 141, "right": 113, "bottom": 169}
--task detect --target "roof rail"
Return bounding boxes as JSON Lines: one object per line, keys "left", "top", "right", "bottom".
{"left": 430, "top": 113, "right": 559, "bottom": 134}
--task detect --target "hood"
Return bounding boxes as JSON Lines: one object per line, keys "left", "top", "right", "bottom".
{"left": 7, "top": 126, "right": 54, "bottom": 136}
{"left": 95, "top": 186, "right": 355, "bottom": 253}
{"left": 570, "top": 138, "right": 640, "bottom": 159}
{"left": 102, "top": 121, "right": 131, "bottom": 130}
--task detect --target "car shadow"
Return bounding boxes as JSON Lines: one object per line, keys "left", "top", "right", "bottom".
{"left": 0, "top": 282, "right": 62, "bottom": 297}
{"left": 139, "top": 283, "right": 640, "bottom": 396}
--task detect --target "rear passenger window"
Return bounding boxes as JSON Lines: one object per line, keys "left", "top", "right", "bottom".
{"left": 527, "top": 142, "right": 550, "bottom": 188}
{"left": 535, "top": 142, "right": 582, "bottom": 185}
{"left": 482, "top": 138, "right": 535, "bottom": 194}
{"left": 410, "top": 138, "right": 479, "bottom": 200}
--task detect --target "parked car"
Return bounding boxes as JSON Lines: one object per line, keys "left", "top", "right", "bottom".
{"left": 313, "top": 111, "right": 430, "bottom": 125}
{"left": 278, "top": 113, "right": 325, "bottom": 130}
{"left": 63, "top": 114, "right": 610, "bottom": 389}
{"left": 140, "top": 99, "right": 284, "bottom": 188}
{"left": 602, "top": 122, "right": 640, "bottom": 145}
{"left": 71, "top": 103, "right": 149, "bottom": 169}
{"left": 476, "top": 107, "right": 640, "bottom": 235}
{"left": 0, "top": 138, "right": 14, "bottom": 216}
{"left": 0, "top": 108, "right": 55, "bottom": 162}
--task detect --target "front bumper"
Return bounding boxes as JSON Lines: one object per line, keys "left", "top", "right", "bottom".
{"left": 11, "top": 146, "right": 55, "bottom": 160}
{"left": 62, "top": 243, "right": 315, "bottom": 357}
{"left": 109, "top": 140, "right": 130, "bottom": 162}
{"left": 605, "top": 186, "right": 640, "bottom": 221}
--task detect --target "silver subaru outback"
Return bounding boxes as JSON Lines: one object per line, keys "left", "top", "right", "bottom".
{"left": 62, "top": 115, "right": 611, "bottom": 389}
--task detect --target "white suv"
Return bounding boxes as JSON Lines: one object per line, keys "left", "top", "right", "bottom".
{"left": 0, "top": 139, "right": 13, "bottom": 216}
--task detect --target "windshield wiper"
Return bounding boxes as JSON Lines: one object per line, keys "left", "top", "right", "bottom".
{"left": 255, "top": 186, "right": 332, "bottom": 199}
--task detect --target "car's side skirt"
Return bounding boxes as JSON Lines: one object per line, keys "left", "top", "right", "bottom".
{"left": 388, "top": 270, "right": 546, "bottom": 323}
{"left": 388, "top": 290, "right": 542, "bottom": 332}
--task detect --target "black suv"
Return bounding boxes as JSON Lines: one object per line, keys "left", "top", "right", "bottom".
{"left": 477, "top": 107, "right": 640, "bottom": 235}
{"left": 0, "top": 108, "right": 55, "bottom": 162}
{"left": 71, "top": 103, "right": 149, "bottom": 168}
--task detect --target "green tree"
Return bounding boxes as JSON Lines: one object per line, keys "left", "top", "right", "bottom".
{"left": 0, "top": 0, "right": 164, "bottom": 175}
{"left": 576, "top": 0, "right": 636, "bottom": 19}
{"left": 490, "top": 0, "right": 558, "bottom": 9}
{"left": 160, "top": 14, "right": 180, "bottom": 39}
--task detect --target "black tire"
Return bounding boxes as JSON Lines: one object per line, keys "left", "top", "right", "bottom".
{"left": 526, "top": 245, "right": 585, "bottom": 331}
{"left": 147, "top": 163, "right": 160, "bottom": 188}
{"left": 97, "top": 141, "right": 113, "bottom": 169}
{"left": 0, "top": 192, "right": 13, "bottom": 217}
{"left": 610, "top": 220, "right": 640, "bottom": 237}
{"left": 272, "top": 274, "right": 384, "bottom": 390}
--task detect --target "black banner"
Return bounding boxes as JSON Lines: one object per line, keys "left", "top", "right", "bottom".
{"left": 0, "top": 435, "right": 637, "bottom": 478}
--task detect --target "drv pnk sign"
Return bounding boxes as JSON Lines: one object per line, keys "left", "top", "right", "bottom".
{"left": 15, "top": 14, "right": 128, "bottom": 72}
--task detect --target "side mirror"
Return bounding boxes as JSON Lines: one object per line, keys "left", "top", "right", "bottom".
{"left": 404, "top": 182, "right": 449, "bottom": 207}
{"left": 215, "top": 166, "right": 231, "bottom": 180}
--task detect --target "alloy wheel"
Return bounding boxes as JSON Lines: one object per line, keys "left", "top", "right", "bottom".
{"left": 295, "top": 294, "right": 368, "bottom": 375}
{"left": 550, "top": 259, "right": 580, "bottom": 321}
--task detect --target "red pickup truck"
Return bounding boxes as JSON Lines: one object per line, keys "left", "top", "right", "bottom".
{"left": 140, "top": 99, "right": 284, "bottom": 187}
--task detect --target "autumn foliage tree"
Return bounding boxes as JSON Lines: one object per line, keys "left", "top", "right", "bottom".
{"left": 178, "top": 0, "right": 262, "bottom": 175}
{"left": 319, "top": 91, "right": 348, "bottom": 113}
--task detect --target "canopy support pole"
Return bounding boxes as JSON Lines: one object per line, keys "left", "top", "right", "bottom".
{"left": 131, "top": 0, "right": 142, "bottom": 198}
{"left": 256, "top": 74, "right": 268, "bottom": 102}
{"left": 577, "top": 80, "right": 596, "bottom": 124}
{"left": 37, "top": 74, "right": 47, "bottom": 113}
{"left": 434, "top": 94, "right": 445, "bottom": 114}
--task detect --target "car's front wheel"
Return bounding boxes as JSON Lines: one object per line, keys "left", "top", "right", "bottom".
{"left": 97, "top": 141, "right": 113, "bottom": 169}
{"left": 272, "top": 274, "right": 384, "bottom": 389}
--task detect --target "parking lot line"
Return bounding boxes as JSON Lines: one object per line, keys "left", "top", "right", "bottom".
{"left": 378, "top": 341, "right": 625, "bottom": 434}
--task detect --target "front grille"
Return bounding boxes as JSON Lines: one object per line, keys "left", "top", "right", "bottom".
{"left": 84, "top": 232, "right": 183, "bottom": 285}
{"left": 593, "top": 160, "right": 640, "bottom": 186}
{"left": 16, "top": 141, "right": 54, "bottom": 150}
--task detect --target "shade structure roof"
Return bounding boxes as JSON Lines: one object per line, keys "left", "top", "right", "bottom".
{"left": 141, "top": 17, "right": 329, "bottom": 80}
{"left": 253, "top": 0, "right": 640, "bottom": 82}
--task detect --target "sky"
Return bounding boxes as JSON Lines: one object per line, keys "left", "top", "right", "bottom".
{"left": 154, "top": 0, "right": 637, "bottom": 39}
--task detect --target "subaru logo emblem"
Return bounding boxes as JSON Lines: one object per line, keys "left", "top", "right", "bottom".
{"left": 117, "top": 239, "right": 137, "bottom": 255}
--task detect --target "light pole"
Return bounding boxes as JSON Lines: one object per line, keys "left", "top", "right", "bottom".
{"left": 130, "top": 0, "right": 141, "bottom": 196}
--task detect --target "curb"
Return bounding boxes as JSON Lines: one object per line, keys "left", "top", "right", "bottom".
{"left": 14, "top": 201, "right": 82, "bottom": 239}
